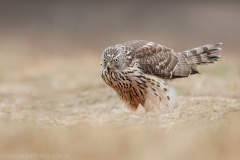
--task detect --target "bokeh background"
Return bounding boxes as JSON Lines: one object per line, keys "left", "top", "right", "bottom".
{"left": 0, "top": 1, "right": 240, "bottom": 160}
{"left": 1, "top": 0, "right": 240, "bottom": 56}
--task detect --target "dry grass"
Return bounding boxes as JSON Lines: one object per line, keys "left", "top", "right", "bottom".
{"left": 0, "top": 53, "right": 240, "bottom": 160}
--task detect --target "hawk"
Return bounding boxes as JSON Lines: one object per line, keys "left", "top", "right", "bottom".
{"left": 100, "top": 40, "right": 222, "bottom": 113}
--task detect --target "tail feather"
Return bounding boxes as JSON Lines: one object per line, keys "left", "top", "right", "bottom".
{"left": 172, "top": 43, "right": 222, "bottom": 78}
{"left": 182, "top": 43, "right": 222, "bottom": 65}
{"left": 181, "top": 43, "right": 222, "bottom": 74}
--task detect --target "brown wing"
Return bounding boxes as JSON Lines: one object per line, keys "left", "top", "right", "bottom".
{"left": 133, "top": 42, "right": 190, "bottom": 78}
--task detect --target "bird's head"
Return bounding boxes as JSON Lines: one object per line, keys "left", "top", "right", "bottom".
{"left": 101, "top": 46, "right": 124, "bottom": 73}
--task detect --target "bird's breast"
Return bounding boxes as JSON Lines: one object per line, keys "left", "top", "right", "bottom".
{"left": 100, "top": 68, "right": 145, "bottom": 90}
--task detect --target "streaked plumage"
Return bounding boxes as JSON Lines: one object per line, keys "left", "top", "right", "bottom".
{"left": 100, "top": 40, "right": 222, "bottom": 113}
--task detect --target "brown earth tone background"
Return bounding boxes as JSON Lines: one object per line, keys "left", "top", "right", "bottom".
{"left": 0, "top": 1, "right": 240, "bottom": 160}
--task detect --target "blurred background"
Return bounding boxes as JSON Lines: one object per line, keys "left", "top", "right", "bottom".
{"left": 0, "top": 0, "right": 239, "bottom": 56}
{"left": 0, "top": 1, "right": 240, "bottom": 159}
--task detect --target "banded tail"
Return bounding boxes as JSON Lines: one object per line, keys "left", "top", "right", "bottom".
{"left": 172, "top": 43, "right": 222, "bottom": 78}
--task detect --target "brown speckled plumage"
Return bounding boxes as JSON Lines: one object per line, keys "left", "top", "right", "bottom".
{"left": 100, "top": 40, "right": 222, "bottom": 113}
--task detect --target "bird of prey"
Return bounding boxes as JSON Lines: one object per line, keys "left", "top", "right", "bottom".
{"left": 100, "top": 40, "right": 222, "bottom": 113}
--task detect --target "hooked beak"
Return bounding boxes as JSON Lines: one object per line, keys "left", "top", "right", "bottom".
{"left": 106, "top": 62, "right": 111, "bottom": 73}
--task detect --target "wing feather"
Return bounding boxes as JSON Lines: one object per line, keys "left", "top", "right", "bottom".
{"left": 132, "top": 41, "right": 181, "bottom": 78}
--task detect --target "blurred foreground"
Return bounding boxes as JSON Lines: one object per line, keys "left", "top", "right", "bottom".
{"left": 0, "top": 54, "right": 239, "bottom": 160}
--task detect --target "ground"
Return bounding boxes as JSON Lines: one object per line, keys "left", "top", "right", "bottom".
{"left": 0, "top": 53, "right": 239, "bottom": 160}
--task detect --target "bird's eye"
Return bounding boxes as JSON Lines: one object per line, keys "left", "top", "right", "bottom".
{"left": 103, "top": 59, "right": 106, "bottom": 62}
{"left": 114, "top": 58, "right": 118, "bottom": 63}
